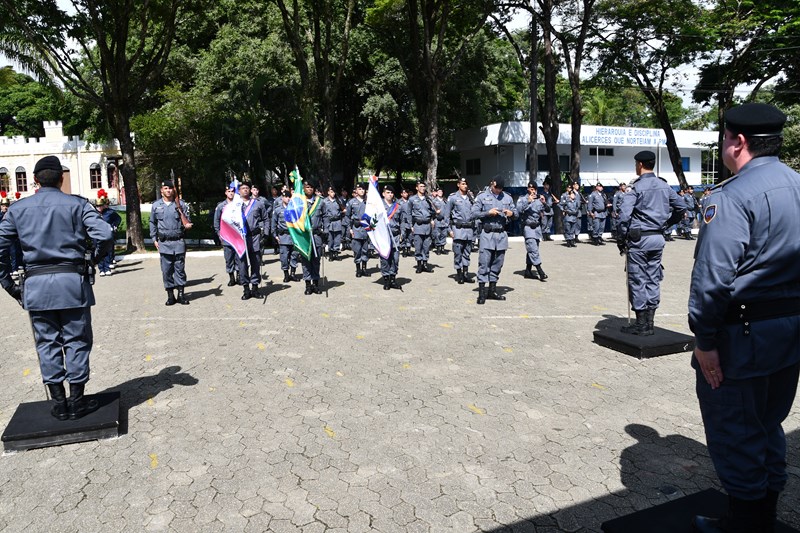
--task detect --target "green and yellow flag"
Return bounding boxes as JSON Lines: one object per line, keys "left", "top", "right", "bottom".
{"left": 283, "top": 168, "right": 319, "bottom": 260}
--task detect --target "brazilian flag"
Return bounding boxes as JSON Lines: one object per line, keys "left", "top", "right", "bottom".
{"left": 284, "top": 168, "right": 319, "bottom": 260}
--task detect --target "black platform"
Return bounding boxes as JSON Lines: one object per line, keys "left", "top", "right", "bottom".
{"left": 602, "top": 488, "right": 798, "bottom": 532}
{"left": 2, "top": 392, "right": 120, "bottom": 452}
{"left": 593, "top": 317, "right": 694, "bottom": 359}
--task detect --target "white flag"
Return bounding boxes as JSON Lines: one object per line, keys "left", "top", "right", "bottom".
{"left": 363, "top": 175, "right": 393, "bottom": 260}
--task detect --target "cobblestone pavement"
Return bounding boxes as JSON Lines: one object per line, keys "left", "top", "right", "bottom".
{"left": 1, "top": 237, "right": 799, "bottom": 533}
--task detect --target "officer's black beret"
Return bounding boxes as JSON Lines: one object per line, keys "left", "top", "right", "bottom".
{"left": 33, "top": 155, "right": 62, "bottom": 174}
{"left": 527, "top": 181, "right": 536, "bottom": 188}
{"left": 327, "top": 185, "right": 336, "bottom": 192}
{"left": 457, "top": 177, "right": 468, "bottom": 184}
{"left": 239, "top": 177, "right": 252, "bottom": 187}
{"left": 161, "top": 179, "right": 175, "bottom": 188}
{"left": 355, "top": 182, "right": 366, "bottom": 189}
{"left": 493, "top": 177, "right": 505, "bottom": 189}
{"left": 725, "top": 103, "right": 787, "bottom": 136}
{"left": 634, "top": 150, "right": 656, "bottom": 163}
{"left": 383, "top": 184, "right": 395, "bottom": 193}
{"left": 304, "top": 179, "right": 318, "bottom": 188}
{"left": 415, "top": 178, "right": 426, "bottom": 186}
{"left": 595, "top": 182, "right": 603, "bottom": 187}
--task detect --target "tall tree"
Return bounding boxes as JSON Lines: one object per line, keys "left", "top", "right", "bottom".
{"left": 593, "top": 0, "right": 707, "bottom": 189}
{"left": 368, "top": 0, "right": 496, "bottom": 188}
{"left": 272, "top": 0, "right": 357, "bottom": 187}
{"left": 1, "top": 0, "right": 185, "bottom": 250}
{"left": 692, "top": 0, "right": 800, "bottom": 182}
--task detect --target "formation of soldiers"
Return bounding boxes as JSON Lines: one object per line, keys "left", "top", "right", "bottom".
{"left": 146, "top": 167, "right": 707, "bottom": 307}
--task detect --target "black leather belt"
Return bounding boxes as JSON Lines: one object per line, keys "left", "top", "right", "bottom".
{"left": 483, "top": 228, "right": 505, "bottom": 234}
{"left": 25, "top": 264, "right": 85, "bottom": 277}
{"left": 454, "top": 223, "right": 473, "bottom": 229}
{"left": 276, "top": 229, "right": 287, "bottom": 235}
{"left": 527, "top": 222, "right": 539, "bottom": 228}
{"left": 158, "top": 235, "right": 183, "bottom": 241}
{"left": 640, "top": 230, "right": 663, "bottom": 236}
{"left": 414, "top": 218, "right": 431, "bottom": 224}
{"left": 725, "top": 298, "right": 800, "bottom": 327}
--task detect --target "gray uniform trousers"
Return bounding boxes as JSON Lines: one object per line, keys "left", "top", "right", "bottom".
{"left": 380, "top": 247, "right": 400, "bottom": 276}
{"left": 30, "top": 307, "right": 93, "bottom": 384}
{"left": 301, "top": 235, "right": 323, "bottom": 281}
{"left": 279, "top": 244, "right": 299, "bottom": 271}
{"left": 452, "top": 240, "right": 471, "bottom": 269}
{"left": 626, "top": 234, "right": 664, "bottom": 311}
{"left": 160, "top": 252, "right": 187, "bottom": 289}
{"left": 524, "top": 238, "right": 541, "bottom": 266}
{"left": 223, "top": 244, "right": 236, "bottom": 273}
{"left": 236, "top": 244, "right": 262, "bottom": 285}
{"left": 351, "top": 238, "right": 369, "bottom": 264}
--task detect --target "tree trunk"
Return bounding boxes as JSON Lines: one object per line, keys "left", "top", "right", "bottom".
{"left": 527, "top": 16, "right": 539, "bottom": 185}
{"left": 539, "top": 1, "right": 562, "bottom": 233}
{"left": 420, "top": 89, "right": 440, "bottom": 189}
{"left": 568, "top": 77, "right": 582, "bottom": 183}
{"left": 652, "top": 103, "right": 688, "bottom": 189}
{"left": 114, "top": 113, "right": 145, "bottom": 252}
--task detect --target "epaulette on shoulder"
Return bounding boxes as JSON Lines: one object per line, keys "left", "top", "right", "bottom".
{"left": 657, "top": 176, "right": 668, "bottom": 183}
{"left": 710, "top": 173, "right": 741, "bottom": 191}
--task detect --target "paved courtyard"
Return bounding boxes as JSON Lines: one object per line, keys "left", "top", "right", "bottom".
{"left": 1, "top": 237, "right": 799, "bottom": 532}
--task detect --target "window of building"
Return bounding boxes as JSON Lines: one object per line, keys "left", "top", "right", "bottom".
{"left": 589, "top": 147, "right": 614, "bottom": 157}
{"left": 90, "top": 163, "right": 102, "bottom": 189}
{"left": 15, "top": 166, "right": 27, "bottom": 192}
{"left": 682, "top": 157, "right": 691, "bottom": 172}
{"left": 535, "top": 155, "right": 571, "bottom": 173}
{"left": 0, "top": 168, "right": 8, "bottom": 193}
{"left": 465, "top": 158, "right": 481, "bottom": 175}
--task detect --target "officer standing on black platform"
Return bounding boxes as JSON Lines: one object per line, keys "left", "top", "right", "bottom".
{"left": 150, "top": 179, "right": 193, "bottom": 305}
{"left": 617, "top": 150, "right": 683, "bottom": 335}
{"left": 689, "top": 103, "right": 800, "bottom": 533}
{"left": 0, "top": 155, "right": 113, "bottom": 421}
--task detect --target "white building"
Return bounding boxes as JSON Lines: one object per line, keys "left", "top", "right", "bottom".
{"left": 0, "top": 121, "right": 123, "bottom": 203}
{"left": 453, "top": 121, "right": 719, "bottom": 193}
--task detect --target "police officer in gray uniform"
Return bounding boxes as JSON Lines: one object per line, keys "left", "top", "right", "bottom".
{"left": 447, "top": 177, "right": 475, "bottom": 284}
{"left": 587, "top": 182, "right": 610, "bottom": 245}
{"left": 346, "top": 183, "right": 370, "bottom": 277}
{"left": 234, "top": 179, "right": 269, "bottom": 300}
{"left": 405, "top": 179, "right": 437, "bottom": 273}
{"left": 380, "top": 185, "right": 402, "bottom": 290}
{"left": 398, "top": 189, "right": 412, "bottom": 257}
{"left": 516, "top": 182, "right": 548, "bottom": 281}
{"left": 611, "top": 183, "right": 627, "bottom": 240}
{"left": 272, "top": 189, "right": 300, "bottom": 282}
{"left": 0, "top": 156, "right": 113, "bottom": 420}
{"left": 471, "top": 177, "right": 517, "bottom": 304}
{"left": 561, "top": 191, "right": 580, "bottom": 247}
{"left": 681, "top": 187, "right": 696, "bottom": 239}
{"left": 689, "top": 104, "right": 800, "bottom": 533}
{"left": 299, "top": 180, "right": 324, "bottom": 295}
{"left": 540, "top": 181, "right": 557, "bottom": 241}
{"left": 213, "top": 185, "right": 238, "bottom": 287}
{"left": 432, "top": 189, "right": 449, "bottom": 254}
{"left": 617, "top": 150, "right": 684, "bottom": 335}
{"left": 321, "top": 185, "right": 345, "bottom": 260}
{"left": 150, "top": 179, "right": 193, "bottom": 305}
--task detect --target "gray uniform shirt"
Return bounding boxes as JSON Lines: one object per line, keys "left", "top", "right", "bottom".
{"left": 321, "top": 197, "right": 345, "bottom": 232}
{"left": 150, "top": 198, "right": 192, "bottom": 255}
{"left": 346, "top": 197, "right": 368, "bottom": 240}
{"left": 618, "top": 173, "right": 683, "bottom": 237}
{"left": 516, "top": 195, "right": 544, "bottom": 240}
{"left": 588, "top": 190, "right": 608, "bottom": 219}
{"left": 406, "top": 194, "right": 435, "bottom": 236}
{"left": 447, "top": 192, "right": 474, "bottom": 240}
{"left": 472, "top": 190, "right": 517, "bottom": 251}
{"left": 0, "top": 188, "right": 113, "bottom": 310}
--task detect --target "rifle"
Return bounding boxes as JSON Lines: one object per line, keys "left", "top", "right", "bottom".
{"left": 171, "top": 169, "right": 192, "bottom": 229}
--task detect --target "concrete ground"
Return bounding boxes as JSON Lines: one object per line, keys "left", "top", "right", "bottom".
{"left": 1, "top": 236, "right": 799, "bottom": 532}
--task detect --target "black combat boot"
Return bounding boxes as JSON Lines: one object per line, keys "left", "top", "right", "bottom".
{"left": 304, "top": 280, "right": 313, "bottom": 295}
{"left": 462, "top": 268, "right": 474, "bottom": 283}
{"left": 524, "top": 263, "right": 536, "bottom": 279}
{"left": 312, "top": 280, "right": 322, "bottom": 294}
{"left": 598, "top": 237, "right": 606, "bottom": 245}
{"left": 165, "top": 289, "right": 176, "bottom": 306}
{"left": 177, "top": 286, "right": 189, "bottom": 305}
{"left": 640, "top": 308, "right": 655, "bottom": 336}
{"left": 250, "top": 284, "right": 264, "bottom": 299}
{"left": 67, "top": 382, "right": 99, "bottom": 420}
{"left": 241, "top": 285, "right": 252, "bottom": 300}
{"left": 693, "top": 495, "right": 764, "bottom": 533}
{"left": 283, "top": 270, "right": 290, "bottom": 283}
{"left": 47, "top": 383, "right": 69, "bottom": 421}
{"left": 621, "top": 310, "right": 645, "bottom": 334}
{"left": 383, "top": 276, "right": 391, "bottom": 290}
{"left": 389, "top": 275, "right": 400, "bottom": 289}
{"left": 415, "top": 261, "right": 423, "bottom": 274}
{"left": 487, "top": 282, "right": 506, "bottom": 301}
{"left": 536, "top": 265, "right": 548, "bottom": 281}
{"left": 227, "top": 272, "right": 236, "bottom": 286}
{"left": 356, "top": 263, "right": 362, "bottom": 278}
{"left": 290, "top": 267, "right": 297, "bottom": 281}
{"left": 477, "top": 283, "right": 487, "bottom": 305}
{"left": 422, "top": 261, "right": 432, "bottom": 273}
{"left": 361, "top": 262, "right": 370, "bottom": 277}
{"left": 457, "top": 269, "right": 465, "bottom": 284}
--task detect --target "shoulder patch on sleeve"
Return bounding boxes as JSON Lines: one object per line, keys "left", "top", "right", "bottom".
{"left": 703, "top": 204, "right": 717, "bottom": 224}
